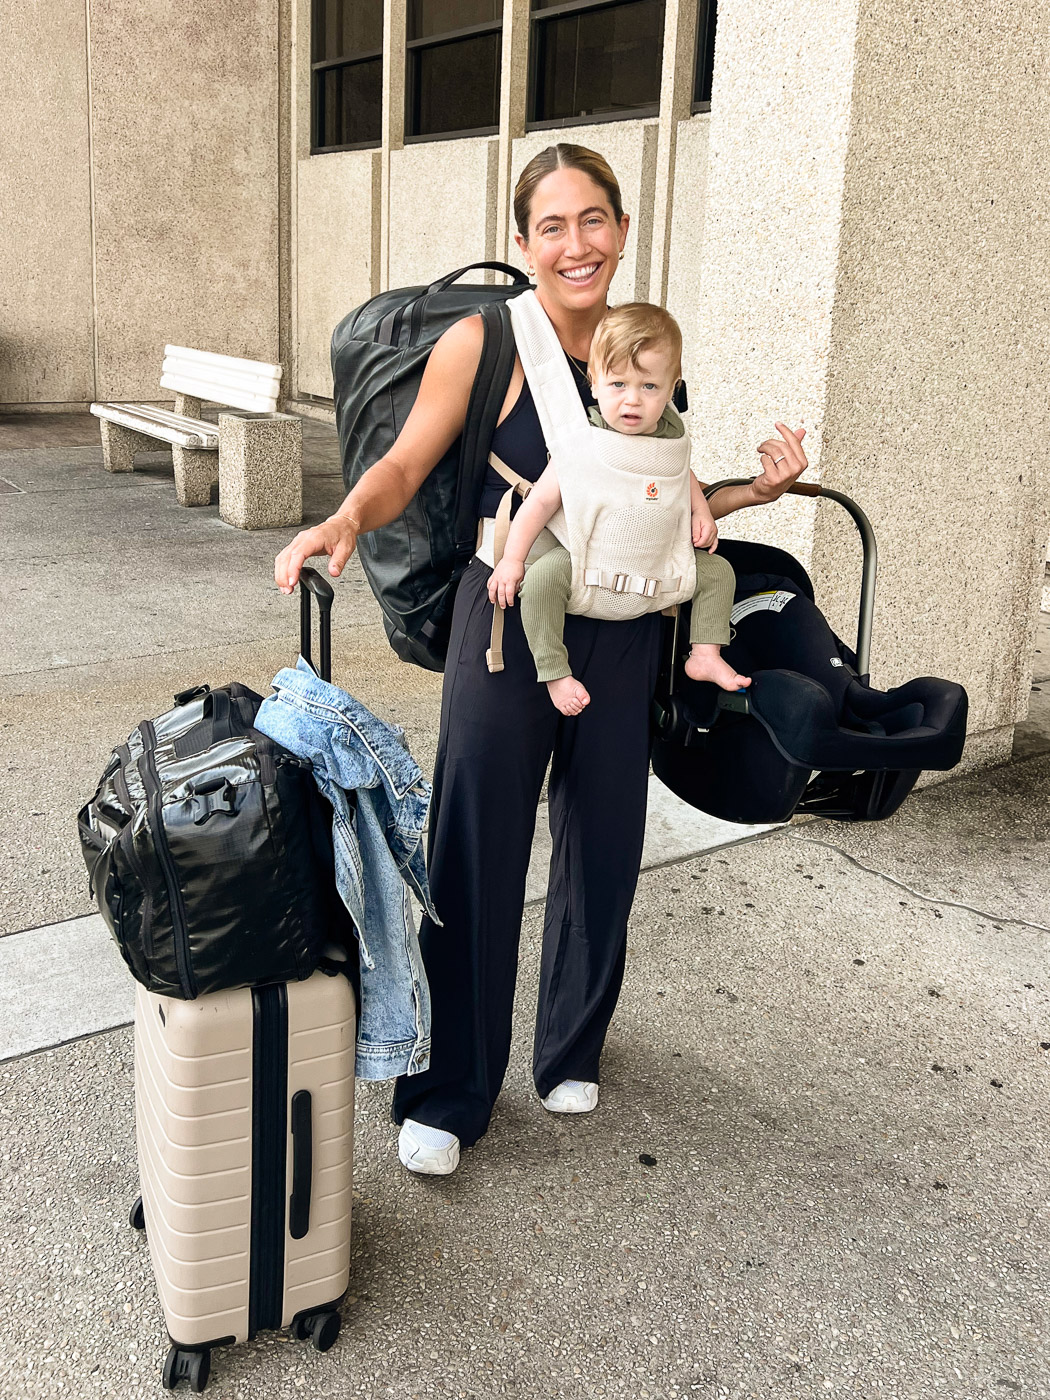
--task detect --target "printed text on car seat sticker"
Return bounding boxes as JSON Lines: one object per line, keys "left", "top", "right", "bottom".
{"left": 730, "top": 590, "right": 797, "bottom": 624}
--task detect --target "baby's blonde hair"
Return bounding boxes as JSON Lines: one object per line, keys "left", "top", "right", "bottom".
{"left": 588, "top": 302, "right": 683, "bottom": 383}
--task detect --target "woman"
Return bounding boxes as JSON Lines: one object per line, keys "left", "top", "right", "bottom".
{"left": 275, "top": 144, "right": 807, "bottom": 1176}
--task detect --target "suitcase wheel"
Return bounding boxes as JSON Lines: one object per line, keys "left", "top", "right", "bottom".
{"left": 129, "top": 1196, "right": 145, "bottom": 1232}
{"left": 162, "top": 1344, "right": 211, "bottom": 1393}
{"left": 292, "top": 1309, "right": 341, "bottom": 1352}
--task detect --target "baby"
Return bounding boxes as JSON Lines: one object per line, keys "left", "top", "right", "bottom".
{"left": 488, "top": 302, "right": 750, "bottom": 716}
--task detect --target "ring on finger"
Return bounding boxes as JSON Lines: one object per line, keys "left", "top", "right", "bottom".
{"left": 773, "top": 455, "right": 786, "bottom": 464}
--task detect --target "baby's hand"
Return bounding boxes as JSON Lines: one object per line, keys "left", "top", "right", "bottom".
{"left": 692, "top": 509, "right": 718, "bottom": 552}
{"left": 488, "top": 558, "right": 525, "bottom": 609}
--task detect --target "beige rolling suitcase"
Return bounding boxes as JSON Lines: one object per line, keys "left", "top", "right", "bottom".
{"left": 130, "top": 969, "right": 355, "bottom": 1392}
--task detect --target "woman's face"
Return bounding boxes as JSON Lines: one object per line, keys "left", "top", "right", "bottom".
{"left": 515, "top": 167, "right": 629, "bottom": 312}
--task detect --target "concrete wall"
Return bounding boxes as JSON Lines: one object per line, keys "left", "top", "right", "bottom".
{"left": 664, "top": 115, "right": 711, "bottom": 352}
{"left": 387, "top": 138, "right": 499, "bottom": 289}
{"left": 1, "top": 0, "right": 281, "bottom": 406}
{"left": 686, "top": 0, "right": 1050, "bottom": 766}
{"left": 812, "top": 0, "right": 1050, "bottom": 757}
{"left": 0, "top": 0, "right": 94, "bottom": 405}
{"left": 295, "top": 151, "right": 381, "bottom": 398}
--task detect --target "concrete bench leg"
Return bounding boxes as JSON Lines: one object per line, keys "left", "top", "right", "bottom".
{"left": 172, "top": 445, "right": 219, "bottom": 506}
{"left": 218, "top": 413, "right": 303, "bottom": 530}
{"left": 100, "top": 419, "right": 155, "bottom": 473}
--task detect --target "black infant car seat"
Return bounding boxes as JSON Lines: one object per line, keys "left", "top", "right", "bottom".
{"left": 650, "top": 480, "right": 968, "bottom": 825}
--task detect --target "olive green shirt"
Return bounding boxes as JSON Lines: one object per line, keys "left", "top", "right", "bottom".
{"left": 586, "top": 404, "right": 685, "bottom": 440}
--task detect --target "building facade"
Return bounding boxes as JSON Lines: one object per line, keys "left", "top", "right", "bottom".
{"left": 3, "top": 0, "right": 1050, "bottom": 768}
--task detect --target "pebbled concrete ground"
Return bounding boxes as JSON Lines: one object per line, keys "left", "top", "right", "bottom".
{"left": 1, "top": 413, "right": 1048, "bottom": 1399}
{"left": 2, "top": 779, "right": 1047, "bottom": 1398}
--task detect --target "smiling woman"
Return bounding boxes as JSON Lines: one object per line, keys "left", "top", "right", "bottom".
{"left": 274, "top": 142, "right": 807, "bottom": 1178}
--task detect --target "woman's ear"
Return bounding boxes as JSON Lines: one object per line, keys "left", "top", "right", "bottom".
{"left": 513, "top": 231, "right": 532, "bottom": 275}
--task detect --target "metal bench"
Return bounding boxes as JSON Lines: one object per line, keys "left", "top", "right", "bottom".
{"left": 90, "top": 347, "right": 302, "bottom": 529}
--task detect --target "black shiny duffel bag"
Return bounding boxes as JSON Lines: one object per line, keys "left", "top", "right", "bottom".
{"left": 77, "top": 580, "right": 348, "bottom": 999}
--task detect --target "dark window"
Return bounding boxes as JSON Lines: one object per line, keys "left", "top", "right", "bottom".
{"left": 407, "top": 0, "right": 502, "bottom": 140}
{"left": 312, "top": 0, "right": 384, "bottom": 152}
{"left": 691, "top": 0, "right": 717, "bottom": 111}
{"left": 528, "top": 0, "right": 664, "bottom": 128}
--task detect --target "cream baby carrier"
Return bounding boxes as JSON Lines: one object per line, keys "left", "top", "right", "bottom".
{"left": 484, "top": 290, "right": 696, "bottom": 672}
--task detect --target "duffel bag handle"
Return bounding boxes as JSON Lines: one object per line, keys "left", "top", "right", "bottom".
{"left": 424, "top": 262, "right": 530, "bottom": 296}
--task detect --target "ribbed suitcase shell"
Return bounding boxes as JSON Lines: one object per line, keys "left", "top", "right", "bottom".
{"left": 134, "top": 971, "right": 354, "bottom": 1349}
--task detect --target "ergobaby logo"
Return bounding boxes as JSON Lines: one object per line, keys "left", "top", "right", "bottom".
{"left": 646, "top": 481, "right": 659, "bottom": 501}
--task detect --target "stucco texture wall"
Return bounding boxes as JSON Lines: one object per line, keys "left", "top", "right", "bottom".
{"left": 387, "top": 138, "right": 499, "bottom": 290}
{"left": 88, "top": 0, "right": 281, "bottom": 400}
{"left": 0, "top": 0, "right": 95, "bottom": 405}
{"left": 812, "top": 0, "right": 1050, "bottom": 746}
{"left": 295, "top": 151, "right": 380, "bottom": 399}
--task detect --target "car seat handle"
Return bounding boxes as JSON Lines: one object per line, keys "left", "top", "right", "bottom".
{"left": 703, "top": 478, "right": 877, "bottom": 677}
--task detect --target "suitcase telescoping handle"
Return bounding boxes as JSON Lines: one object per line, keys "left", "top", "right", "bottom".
{"left": 289, "top": 1090, "right": 313, "bottom": 1240}
{"left": 298, "top": 567, "right": 334, "bottom": 683}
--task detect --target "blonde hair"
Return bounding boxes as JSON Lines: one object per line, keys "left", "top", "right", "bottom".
{"left": 513, "top": 144, "right": 624, "bottom": 240}
{"left": 588, "top": 303, "right": 683, "bottom": 383}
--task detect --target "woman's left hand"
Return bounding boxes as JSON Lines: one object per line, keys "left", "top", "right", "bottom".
{"left": 752, "top": 423, "right": 808, "bottom": 504}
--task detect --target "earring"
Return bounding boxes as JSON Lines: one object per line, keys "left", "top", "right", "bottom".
{"left": 618, "top": 250, "right": 625, "bottom": 261}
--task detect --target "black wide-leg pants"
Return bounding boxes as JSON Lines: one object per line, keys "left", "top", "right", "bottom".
{"left": 392, "top": 558, "right": 663, "bottom": 1149}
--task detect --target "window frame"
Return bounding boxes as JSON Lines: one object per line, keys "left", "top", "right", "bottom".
{"left": 311, "top": 46, "right": 384, "bottom": 154}
{"left": 690, "top": 0, "right": 717, "bottom": 114}
{"left": 404, "top": 12, "right": 503, "bottom": 142}
{"left": 525, "top": 0, "right": 664, "bottom": 131}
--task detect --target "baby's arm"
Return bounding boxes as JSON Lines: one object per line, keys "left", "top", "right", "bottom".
{"left": 487, "top": 464, "right": 563, "bottom": 608}
{"left": 690, "top": 473, "right": 718, "bottom": 552}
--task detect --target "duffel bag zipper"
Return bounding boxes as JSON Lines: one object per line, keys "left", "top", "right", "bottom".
{"left": 113, "top": 748, "right": 156, "bottom": 961}
{"left": 138, "top": 721, "right": 196, "bottom": 999}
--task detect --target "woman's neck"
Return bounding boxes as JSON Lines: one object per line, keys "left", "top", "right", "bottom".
{"left": 533, "top": 287, "right": 609, "bottom": 360}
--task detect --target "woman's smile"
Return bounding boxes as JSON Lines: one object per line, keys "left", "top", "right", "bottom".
{"left": 557, "top": 262, "right": 602, "bottom": 285}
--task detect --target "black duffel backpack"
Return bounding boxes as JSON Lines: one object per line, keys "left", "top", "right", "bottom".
{"left": 77, "top": 681, "right": 347, "bottom": 1000}
{"left": 331, "top": 261, "right": 530, "bottom": 672}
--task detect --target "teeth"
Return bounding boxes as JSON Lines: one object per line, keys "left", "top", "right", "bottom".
{"left": 560, "top": 265, "right": 599, "bottom": 281}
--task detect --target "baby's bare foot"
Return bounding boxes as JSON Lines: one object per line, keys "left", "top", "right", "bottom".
{"left": 684, "top": 644, "right": 751, "bottom": 692}
{"left": 547, "top": 676, "right": 591, "bottom": 716}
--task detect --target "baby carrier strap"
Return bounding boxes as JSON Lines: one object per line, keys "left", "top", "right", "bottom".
{"left": 484, "top": 452, "right": 535, "bottom": 673}
{"left": 507, "top": 291, "right": 591, "bottom": 450}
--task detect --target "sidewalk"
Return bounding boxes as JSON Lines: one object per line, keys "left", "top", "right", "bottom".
{"left": 1, "top": 415, "right": 1047, "bottom": 1398}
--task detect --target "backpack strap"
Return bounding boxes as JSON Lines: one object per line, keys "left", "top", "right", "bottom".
{"left": 485, "top": 452, "right": 534, "bottom": 673}
{"left": 507, "top": 290, "right": 590, "bottom": 452}
{"left": 455, "top": 302, "right": 520, "bottom": 553}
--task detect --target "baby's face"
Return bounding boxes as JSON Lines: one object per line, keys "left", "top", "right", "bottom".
{"left": 592, "top": 346, "right": 678, "bottom": 436}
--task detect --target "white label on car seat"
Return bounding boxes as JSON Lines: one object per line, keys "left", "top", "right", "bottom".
{"left": 730, "top": 590, "right": 796, "bottom": 624}
{"left": 830, "top": 657, "right": 843, "bottom": 667}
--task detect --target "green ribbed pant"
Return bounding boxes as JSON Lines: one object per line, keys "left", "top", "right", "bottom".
{"left": 520, "top": 545, "right": 736, "bottom": 682}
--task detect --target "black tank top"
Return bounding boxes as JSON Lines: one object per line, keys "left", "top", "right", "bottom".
{"left": 478, "top": 358, "right": 596, "bottom": 519}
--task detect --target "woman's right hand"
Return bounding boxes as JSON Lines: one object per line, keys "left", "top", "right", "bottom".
{"left": 274, "top": 513, "right": 359, "bottom": 594}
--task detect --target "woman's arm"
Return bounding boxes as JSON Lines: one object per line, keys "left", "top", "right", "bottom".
{"left": 274, "top": 316, "right": 485, "bottom": 592}
{"left": 705, "top": 423, "right": 808, "bottom": 520}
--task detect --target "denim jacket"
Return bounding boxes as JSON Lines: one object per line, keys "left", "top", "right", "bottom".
{"left": 254, "top": 658, "right": 438, "bottom": 1081}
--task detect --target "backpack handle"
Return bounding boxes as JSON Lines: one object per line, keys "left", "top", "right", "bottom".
{"left": 424, "top": 262, "right": 530, "bottom": 295}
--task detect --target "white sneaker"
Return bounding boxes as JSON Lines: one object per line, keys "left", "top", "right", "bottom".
{"left": 397, "top": 1119, "right": 461, "bottom": 1175}
{"left": 541, "top": 1080, "right": 599, "bottom": 1114}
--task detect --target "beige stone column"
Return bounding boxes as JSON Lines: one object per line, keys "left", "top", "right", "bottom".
{"left": 494, "top": 0, "right": 531, "bottom": 264}
{"left": 648, "top": 0, "right": 699, "bottom": 309}
{"left": 687, "top": 0, "right": 1050, "bottom": 766}
{"left": 379, "top": 0, "right": 408, "bottom": 291}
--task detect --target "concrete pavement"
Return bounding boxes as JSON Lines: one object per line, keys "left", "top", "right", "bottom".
{"left": 0, "top": 414, "right": 1046, "bottom": 1398}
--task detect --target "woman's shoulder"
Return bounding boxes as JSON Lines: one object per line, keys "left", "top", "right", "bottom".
{"left": 433, "top": 313, "right": 485, "bottom": 367}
